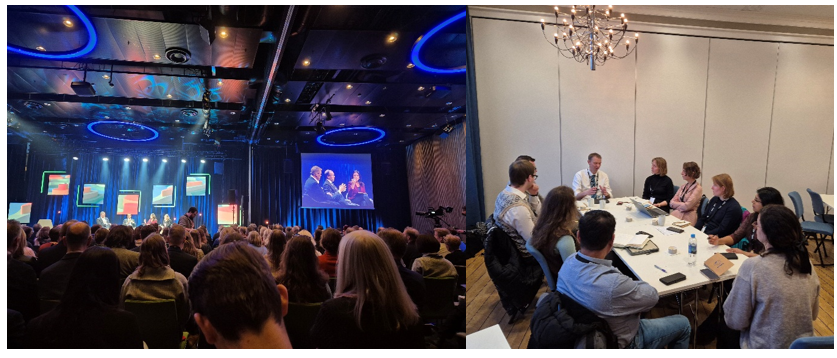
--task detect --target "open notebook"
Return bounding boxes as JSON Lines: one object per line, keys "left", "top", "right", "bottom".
{"left": 613, "top": 233, "right": 651, "bottom": 248}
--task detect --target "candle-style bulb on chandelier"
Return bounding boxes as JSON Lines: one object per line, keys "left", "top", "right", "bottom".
{"left": 540, "top": 5, "right": 639, "bottom": 70}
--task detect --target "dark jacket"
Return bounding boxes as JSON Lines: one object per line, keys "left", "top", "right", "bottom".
{"left": 167, "top": 246, "right": 198, "bottom": 279}
{"left": 484, "top": 215, "right": 544, "bottom": 317}
{"left": 36, "top": 241, "right": 67, "bottom": 275}
{"left": 642, "top": 175, "right": 674, "bottom": 213}
{"left": 402, "top": 241, "right": 420, "bottom": 271}
{"left": 445, "top": 250, "right": 467, "bottom": 266}
{"left": 8, "top": 257, "right": 39, "bottom": 322}
{"left": 528, "top": 291, "right": 618, "bottom": 349}
{"left": 25, "top": 307, "right": 143, "bottom": 349}
{"left": 695, "top": 196, "right": 743, "bottom": 237}
{"left": 395, "top": 259, "right": 426, "bottom": 311}
{"left": 38, "top": 252, "right": 83, "bottom": 301}
{"left": 310, "top": 296, "right": 424, "bottom": 349}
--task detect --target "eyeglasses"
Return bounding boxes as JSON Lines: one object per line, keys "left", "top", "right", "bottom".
{"left": 532, "top": 174, "right": 539, "bottom": 180}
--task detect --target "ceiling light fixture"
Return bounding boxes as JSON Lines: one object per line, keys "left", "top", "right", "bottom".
{"left": 162, "top": 159, "right": 168, "bottom": 163}
{"left": 387, "top": 33, "right": 398, "bottom": 43}
{"left": 153, "top": 54, "right": 161, "bottom": 60}
{"left": 200, "top": 159, "right": 206, "bottom": 163}
{"left": 72, "top": 156, "right": 79, "bottom": 160}
{"left": 8, "top": 6, "right": 96, "bottom": 59}
{"left": 142, "top": 158, "right": 148, "bottom": 162}
{"left": 103, "top": 157, "right": 109, "bottom": 161}
{"left": 410, "top": 11, "right": 466, "bottom": 74}
{"left": 379, "top": 114, "right": 386, "bottom": 117}
{"left": 167, "top": 94, "right": 173, "bottom": 99}
{"left": 35, "top": 46, "right": 46, "bottom": 51}
{"left": 365, "top": 101, "right": 372, "bottom": 105}
{"left": 63, "top": 19, "right": 74, "bottom": 27}
{"left": 346, "top": 84, "right": 353, "bottom": 89}
{"left": 124, "top": 158, "right": 130, "bottom": 162}
{"left": 102, "top": 74, "right": 110, "bottom": 80}
{"left": 181, "top": 159, "right": 187, "bottom": 163}
{"left": 218, "top": 28, "right": 229, "bottom": 39}
{"left": 302, "top": 59, "right": 311, "bottom": 66}
{"left": 406, "top": 63, "right": 415, "bottom": 69}
{"left": 87, "top": 121, "right": 160, "bottom": 142}
{"left": 418, "top": 86, "right": 425, "bottom": 91}
{"left": 540, "top": 5, "right": 638, "bottom": 70}
{"left": 316, "top": 127, "right": 386, "bottom": 147}
{"left": 285, "top": 98, "right": 291, "bottom": 103}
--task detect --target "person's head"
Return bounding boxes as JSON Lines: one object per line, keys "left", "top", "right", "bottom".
{"left": 352, "top": 170, "right": 361, "bottom": 181}
{"left": 416, "top": 234, "right": 441, "bottom": 254}
{"left": 48, "top": 226, "right": 60, "bottom": 243}
{"left": 711, "top": 174, "right": 734, "bottom": 199}
{"left": 681, "top": 162, "right": 701, "bottom": 181}
{"left": 516, "top": 155, "right": 535, "bottom": 163}
{"left": 65, "top": 221, "right": 92, "bottom": 252}
{"left": 169, "top": 224, "right": 187, "bottom": 247}
{"left": 94, "top": 228, "right": 109, "bottom": 246}
{"left": 187, "top": 207, "right": 198, "bottom": 219}
{"left": 23, "top": 226, "right": 33, "bottom": 239}
{"left": 189, "top": 243, "right": 290, "bottom": 348}
{"left": 90, "top": 224, "right": 101, "bottom": 236}
{"left": 403, "top": 227, "right": 419, "bottom": 244}
{"left": 509, "top": 159, "right": 536, "bottom": 189}
{"left": 292, "top": 226, "right": 300, "bottom": 234}
{"left": 577, "top": 210, "right": 616, "bottom": 252}
{"left": 310, "top": 166, "right": 322, "bottom": 181}
{"left": 434, "top": 228, "right": 451, "bottom": 242}
{"left": 7, "top": 220, "right": 23, "bottom": 254}
{"left": 137, "top": 234, "right": 169, "bottom": 277}
{"left": 324, "top": 169, "right": 335, "bottom": 182}
{"left": 38, "top": 226, "right": 52, "bottom": 244}
{"left": 59, "top": 246, "right": 121, "bottom": 312}
{"left": 321, "top": 228, "right": 342, "bottom": 255}
{"left": 757, "top": 205, "right": 812, "bottom": 276}
{"left": 127, "top": 213, "right": 132, "bottom": 219}
{"left": 378, "top": 228, "right": 408, "bottom": 260}
{"left": 140, "top": 225, "right": 158, "bottom": 242}
{"left": 164, "top": 213, "right": 170, "bottom": 220}
{"left": 587, "top": 153, "right": 602, "bottom": 173}
{"left": 150, "top": 213, "right": 157, "bottom": 221}
{"left": 277, "top": 236, "right": 329, "bottom": 301}
{"left": 335, "top": 231, "right": 419, "bottom": 329}
{"left": 532, "top": 186, "right": 578, "bottom": 249}
{"left": 104, "top": 225, "right": 133, "bottom": 248}
{"left": 752, "top": 187, "right": 784, "bottom": 213}
{"left": 247, "top": 231, "right": 262, "bottom": 247}
{"left": 651, "top": 157, "right": 667, "bottom": 176}
{"left": 445, "top": 235, "right": 462, "bottom": 252}
{"left": 100, "top": 211, "right": 106, "bottom": 218}
{"left": 297, "top": 229, "right": 313, "bottom": 240}
{"left": 267, "top": 230, "right": 287, "bottom": 270}
{"left": 60, "top": 220, "right": 78, "bottom": 241}
{"left": 221, "top": 231, "right": 244, "bottom": 245}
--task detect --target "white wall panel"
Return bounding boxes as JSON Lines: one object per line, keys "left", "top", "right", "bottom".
{"left": 766, "top": 43, "right": 834, "bottom": 219}
{"left": 634, "top": 34, "right": 709, "bottom": 195}
{"left": 557, "top": 44, "right": 637, "bottom": 198}
{"left": 702, "top": 39, "right": 778, "bottom": 208}
{"left": 828, "top": 143, "right": 834, "bottom": 195}
{"left": 472, "top": 17, "right": 562, "bottom": 215}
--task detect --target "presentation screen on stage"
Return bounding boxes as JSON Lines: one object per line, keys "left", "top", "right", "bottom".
{"left": 117, "top": 194, "right": 140, "bottom": 215}
{"left": 218, "top": 204, "right": 238, "bottom": 226}
{"left": 186, "top": 176, "right": 207, "bottom": 196}
{"left": 9, "top": 203, "right": 32, "bottom": 223}
{"left": 301, "top": 153, "right": 374, "bottom": 209}
{"left": 47, "top": 174, "right": 71, "bottom": 195}
{"left": 82, "top": 184, "right": 105, "bottom": 204}
{"left": 153, "top": 185, "right": 174, "bottom": 205}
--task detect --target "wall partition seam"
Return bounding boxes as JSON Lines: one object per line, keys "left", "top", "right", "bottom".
{"left": 465, "top": 7, "right": 487, "bottom": 223}
{"left": 764, "top": 43, "right": 781, "bottom": 188}
{"left": 556, "top": 39, "right": 563, "bottom": 185}
{"left": 632, "top": 45, "right": 638, "bottom": 196}
{"left": 827, "top": 135, "right": 834, "bottom": 194}
{"left": 700, "top": 39, "right": 712, "bottom": 184}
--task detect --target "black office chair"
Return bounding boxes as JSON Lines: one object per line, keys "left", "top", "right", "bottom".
{"left": 420, "top": 276, "right": 457, "bottom": 322}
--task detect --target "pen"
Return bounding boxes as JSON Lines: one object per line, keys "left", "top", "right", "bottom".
{"left": 654, "top": 265, "right": 667, "bottom": 273}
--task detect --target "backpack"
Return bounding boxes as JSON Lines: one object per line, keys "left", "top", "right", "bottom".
{"left": 528, "top": 291, "right": 619, "bottom": 349}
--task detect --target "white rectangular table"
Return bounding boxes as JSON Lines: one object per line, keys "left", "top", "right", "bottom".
{"left": 821, "top": 194, "right": 834, "bottom": 209}
{"left": 581, "top": 197, "right": 744, "bottom": 297}
{"left": 466, "top": 324, "right": 511, "bottom": 349}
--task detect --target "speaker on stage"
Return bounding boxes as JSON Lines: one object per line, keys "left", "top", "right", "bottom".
{"left": 283, "top": 159, "right": 294, "bottom": 174}
{"left": 227, "top": 189, "right": 239, "bottom": 204}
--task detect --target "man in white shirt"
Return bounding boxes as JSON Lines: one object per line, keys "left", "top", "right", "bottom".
{"left": 516, "top": 155, "right": 542, "bottom": 217}
{"left": 573, "top": 152, "right": 613, "bottom": 200}
{"left": 491, "top": 159, "right": 538, "bottom": 256}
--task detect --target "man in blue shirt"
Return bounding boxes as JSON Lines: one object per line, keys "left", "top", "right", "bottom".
{"left": 556, "top": 210, "right": 691, "bottom": 349}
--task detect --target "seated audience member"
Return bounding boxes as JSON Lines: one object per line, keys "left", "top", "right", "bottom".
{"left": 515, "top": 155, "right": 543, "bottom": 216}
{"left": 556, "top": 210, "right": 691, "bottom": 349}
{"left": 8, "top": 222, "right": 39, "bottom": 322}
{"left": 198, "top": 228, "right": 212, "bottom": 255}
{"left": 185, "top": 231, "right": 205, "bottom": 261}
{"left": 247, "top": 230, "right": 268, "bottom": 256}
{"left": 572, "top": 153, "right": 612, "bottom": 200}
{"left": 90, "top": 224, "right": 101, "bottom": 236}
{"left": 39, "top": 222, "right": 91, "bottom": 301}
{"left": 402, "top": 227, "right": 420, "bottom": 269}
{"left": 93, "top": 228, "right": 109, "bottom": 246}
{"left": 377, "top": 228, "right": 426, "bottom": 310}
{"left": 669, "top": 162, "right": 703, "bottom": 225}
{"left": 724, "top": 205, "right": 820, "bottom": 349}
{"left": 276, "top": 236, "right": 332, "bottom": 303}
{"left": 189, "top": 243, "right": 293, "bottom": 348}
{"left": 490, "top": 159, "right": 539, "bottom": 256}
{"left": 103, "top": 225, "right": 140, "bottom": 283}
{"left": 411, "top": 234, "right": 458, "bottom": 278}
{"left": 25, "top": 247, "right": 143, "bottom": 348}
{"left": 642, "top": 157, "right": 674, "bottom": 213}
{"left": 711, "top": 187, "right": 784, "bottom": 257}
{"left": 444, "top": 235, "right": 467, "bottom": 266}
{"left": 37, "top": 227, "right": 57, "bottom": 252}
{"left": 37, "top": 221, "right": 75, "bottom": 272}
{"left": 8, "top": 309, "right": 26, "bottom": 349}
{"left": 9, "top": 221, "right": 37, "bottom": 267}
{"left": 266, "top": 230, "right": 287, "bottom": 279}
{"left": 310, "top": 231, "right": 423, "bottom": 348}
{"left": 530, "top": 186, "right": 579, "bottom": 279}
{"left": 314, "top": 228, "right": 325, "bottom": 253}
{"left": 434, "top": 228, "right": 452, "bottom": 256}
{"left": 167, "top": 224, "right": 199, "bottom": 278}
{"left": 297, "top": 230, "right": 321, "bottom": 256}
{"left": 121, "top": 234, "right": 190, "bottom": 326}
{"left": 129, "top": 226, "right": 143, "bottom": 252}
{"left": 318, "top": 228, "right": 341, "bottom": 277}
{"left": 695, "top": 174, "right": 742, "bottom": 237}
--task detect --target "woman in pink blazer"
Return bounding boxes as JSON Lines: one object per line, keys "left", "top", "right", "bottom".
{"left": 669, "top": 161, "right": 703, "bottom": 225}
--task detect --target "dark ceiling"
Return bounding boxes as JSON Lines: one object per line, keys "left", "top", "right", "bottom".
{"left": 6, "top": 5, "right": 466, "bottom": 152}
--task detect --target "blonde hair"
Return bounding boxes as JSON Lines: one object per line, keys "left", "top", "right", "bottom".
{"left": 652, "top": 157, "right": 668, "bottom": 176}
{"left": 247, "top": 231, "right": 262, "bottom": 247}
{"left": 712, "top": 173, "right": 735, "bottom": 198}
{"left": 335, "top": 231, "right": 419, "bottom": 330}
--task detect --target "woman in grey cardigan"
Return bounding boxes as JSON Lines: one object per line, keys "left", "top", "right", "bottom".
{"left": 723, "top": 205, "right": 820, "bottom": 349}
{"left": 120, "top": 234, "right": 190, "bottom": 326}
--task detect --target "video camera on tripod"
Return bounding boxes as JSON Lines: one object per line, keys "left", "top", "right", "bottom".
{"left": 415, "top": 206, "right": 454, "bottom": 228}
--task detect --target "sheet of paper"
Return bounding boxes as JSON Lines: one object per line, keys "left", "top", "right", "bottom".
{"left": 655, "top": 226, "right": 677, "bottom": 236}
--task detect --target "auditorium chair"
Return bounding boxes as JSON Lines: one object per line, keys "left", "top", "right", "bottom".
{"left": 420, "top": 276, "right": 456, "bottom": 323}
{"left": 123, "top": 299, "right": 185, "bottom": 349}
{"left": 454, "top": 265, "right": 466, "bottom": 296}
{"left": 284, "top": 302, "right": 323, "bottom": 349}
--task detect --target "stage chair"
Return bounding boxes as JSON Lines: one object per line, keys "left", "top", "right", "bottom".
{"left": 284, "top": 302, "right": 323, "bottom": 349}
{"left": 420, "top": 277, "right": 456, "bottom": 322}
{"left": 123, "top": 299, "right": 184, "bottom": 349}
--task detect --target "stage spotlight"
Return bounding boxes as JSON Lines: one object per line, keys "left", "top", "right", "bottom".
{"left": 315, "top": 121, "right": 326, "bottom": 135}
{"left": 103, "top": 157, "right": 109, "bottom": 161}
{"left": 162, "top": 159, "right": 168, "bottom": 163}
{"left": 200, "top": 159, "right": 206, "bottom": 163}
{"left": 142, "top": 158, "right": 149, "bottom": 162}
{"left": 181, "top": 159, "right": 187, "bottom": 163}
{"left": 124, "top": 158, "right": 130, "bottom": 162}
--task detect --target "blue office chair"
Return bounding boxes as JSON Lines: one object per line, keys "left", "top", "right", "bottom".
{"left": 698, "top": 195, "right": 708, "bottom": 218}
{"left": 807, "top": 188, "right": 834, "bottom": 224}
{"left": 790, "top": 336, "right": 833, "bottom": 349}
{"left": 789, "top": 191, "right": 807, "bottom": 221}
{"left": 790, "top": 191, "right": 833, "bottom": 267}
{"left": 526, "top": 240, "right": 556, "bottom": 292}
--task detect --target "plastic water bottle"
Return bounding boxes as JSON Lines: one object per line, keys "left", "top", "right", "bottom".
{"left": 688, "top": 234, "right": 697, "bottom": 266}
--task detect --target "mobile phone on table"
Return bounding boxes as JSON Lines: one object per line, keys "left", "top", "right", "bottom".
{"left": 659, "top": 273, "right": 686, "bottom": 286}
{"left": 721, "top": 252, "right": 738, "bottom": 260}
{"left": 700, "top": 268, "right": 720, "bottom": 280}
{"left": 666, "top": 227, "right": 684, "bottom": 233}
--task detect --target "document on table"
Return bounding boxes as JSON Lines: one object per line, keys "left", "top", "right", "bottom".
{"left": 655, "top": 227, "right": 677, "bottom": 236}
{"left": 614, "top": 233, "right": 651, "bottom": 248}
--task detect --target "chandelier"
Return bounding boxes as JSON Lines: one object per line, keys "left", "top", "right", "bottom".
{"left": 540, "top": 5, "right": 639, "bottom": 70}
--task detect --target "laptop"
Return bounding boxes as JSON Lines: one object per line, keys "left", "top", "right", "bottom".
{"left": 630, "top": 198, "right": 668, "bottom": 218}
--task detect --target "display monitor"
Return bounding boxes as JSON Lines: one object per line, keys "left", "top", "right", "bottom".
{"left": 186, "top": 176, "right": 207, "bottom": 196}
{"left": 300, "top": 153, "right": 374, "bottom": 209}
{"left": 117, "top": 194, "right": 140, "bottom": 215}
{"left": 9, "top": 203, "right": 32, "bottom": 223}
{"left": 152, "top": 185, "right": 174, "bottom": 205}
{"left": 47, "top": 174, "right": 71, "bottom": 195}
{"left": 82, "top": 184, "right": 105, "bottom": 204}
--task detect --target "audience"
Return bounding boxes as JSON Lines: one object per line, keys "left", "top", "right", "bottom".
{"left": 167, "top": 224, "right": 199, "bottom": 278}
{"left": 377, "top": 228, "right": 426, "bottom": 311}
{"left": 39, "top": 221, "right": 90, "bottom": 301}
{"left": 276, "top": 236, "right": 332, "bottom": 303}
{"left": 37, "top": 227, "right": 58, "bottom": 252}
{"left": 9, "top": 221, "right": 37, "bottom": 268}
{"left": 247, "top": 230, "right": 268, "bottom": 256}
{"left": 25, "top": 247, "right": 143, "bottom": 348}
{"left": 555, "top": 210, "right": 691, "bottom": 349}
{"left": 189, "top": 242, "right": 292, "bottom": 348}
{"left": 411, "top": 234, "right": 458, "bottom": 278}
{"left": 93, "top": 227, "right": 109, "bottom": 246}
{"left": 185, "top": 231, "right": 205, "bottom": 261}
{"left": 37, "top": 221, "right": 75, "bottom": 272}
{"left": 724, "top": 205, "right": 820, "bottom": 349}
{"left": 712, "top": 187, "right": 784, "bottom": 256}
{"left": 318, "top": 228, "right": 341, "bottom": 277}
{"left": 266, "top": 229, "right": 287, "bottom": 279}
{"left": 121, "top": 234, "right": 190, "bottom": 326}
{"left": 669, "top": 162, "right": 703, "bottom": 225}
{"left": 444, "top": 235, "right": 466, "bottom": 266}
{"left": 402, "top": 227, "right": 420, "bottom": 269}
{"left": 310, "top": 230, "right": 423, "bottom": 348}
{"left": 530, "top": 186, "right": 579, "bottom": 279}
{"left": 8, "top": 221, "right": 39, "bottom": 322}
{"left": 642, "top": 157, "right": 674, "bottom": 213}
{"left": 695, "top": 174, "right": 742, "bottom": 237}
{"left": 434, "top": 228, "right": 452, "bottom": 256}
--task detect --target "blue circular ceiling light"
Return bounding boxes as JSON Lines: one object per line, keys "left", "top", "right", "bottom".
{"left": 410, "top": 11, "right": 466, "bottom": 74}
{"left": 7, "top": 5, "right": 97, "bottom": 59}
{"left": 87, "top": 121, "right": 159, "bottom": 142}
{"left": 316, "top": 127, "right": 386, "bottom": 147}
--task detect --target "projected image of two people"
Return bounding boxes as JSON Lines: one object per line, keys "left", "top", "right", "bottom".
{"left": 301, "top": 153, "right": 374, "bottom": 209}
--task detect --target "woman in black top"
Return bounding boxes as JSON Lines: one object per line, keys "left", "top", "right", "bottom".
{"left": 695, "top": 173, "right": 742, "bottom": 237}
{"left": 642, "top": 157, "right": 674, "bottom": 213}
{"left": 25, "top": 246, "right": 143, "bottom": 349}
